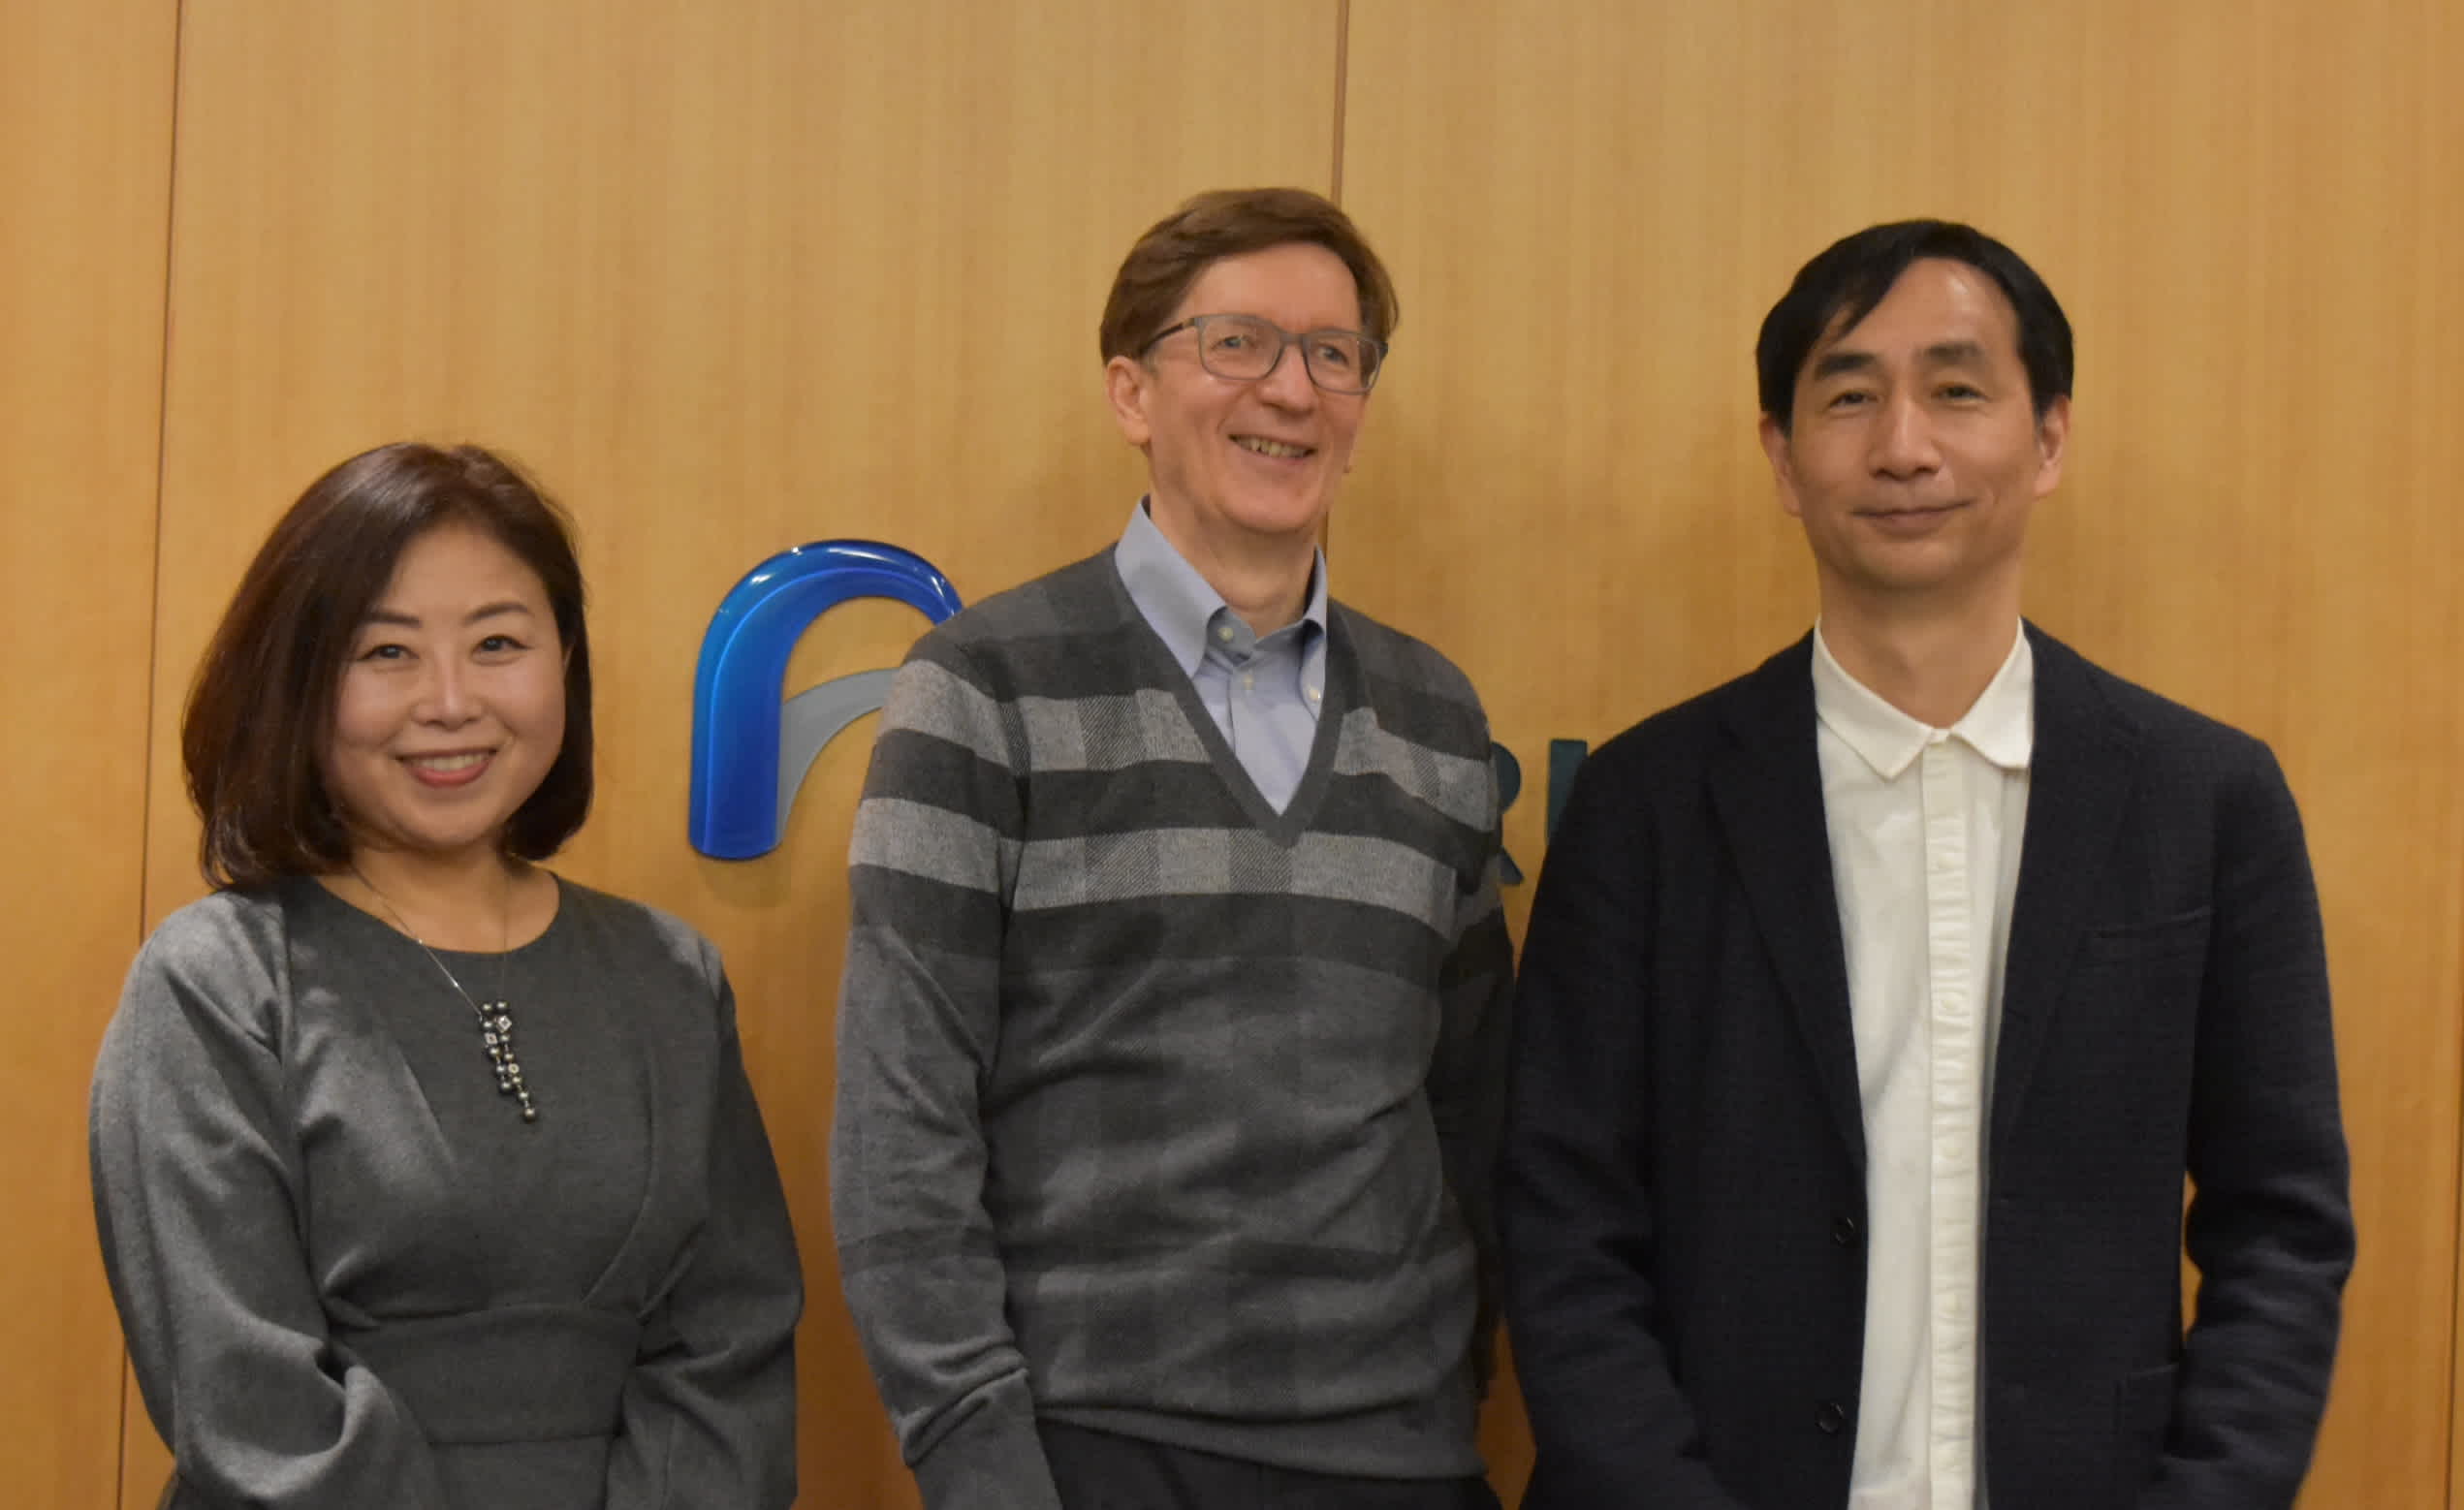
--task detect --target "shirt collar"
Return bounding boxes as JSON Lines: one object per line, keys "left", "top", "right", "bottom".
{"left": 1114, "top": 498, "right": 1327, "bottom": 676}
{"left": 1811, "top": 621, "right": 2035, "bottom": 780}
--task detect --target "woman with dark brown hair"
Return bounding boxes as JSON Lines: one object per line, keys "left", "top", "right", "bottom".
{"left": 89, "top": 442, "right": 801, "bottom": 1509}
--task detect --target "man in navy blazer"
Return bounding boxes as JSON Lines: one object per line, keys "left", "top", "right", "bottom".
{"left": 1500, "top": 222, "right": 2353, "bottom": 1510}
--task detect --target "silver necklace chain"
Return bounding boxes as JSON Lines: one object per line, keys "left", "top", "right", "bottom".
{"left": 350, "top": 865, "right": 540, "bottom": 1124}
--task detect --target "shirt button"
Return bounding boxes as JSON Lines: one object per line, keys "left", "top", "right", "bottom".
{"left": 1306, "top": 686, "right": 1321, "bottom": 702}
{"left": 1832, "top": 1215, "right": 1859, "bottom": 1247}
{"left": 1816, "top": 1400, "right": 1848, "bottom": 1435}
{"left": 1216, "top": 625, "right": 1234, "bottom": 643}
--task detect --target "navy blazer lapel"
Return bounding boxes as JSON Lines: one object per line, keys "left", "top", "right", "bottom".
{"left": 1991, "top": 624, "right": 2143, "bottom": 1149}
{"left": 1708, "top": 637, "right": 1866, "bottom": 1170}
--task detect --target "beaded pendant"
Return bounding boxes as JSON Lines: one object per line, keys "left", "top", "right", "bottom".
{"left": 475, "top": 999, "right": 538, "bottom": 1122}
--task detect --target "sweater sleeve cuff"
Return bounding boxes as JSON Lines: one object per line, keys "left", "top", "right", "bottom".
{"left": 911, "top": 1379, "right": 1063, "bottom": 1510}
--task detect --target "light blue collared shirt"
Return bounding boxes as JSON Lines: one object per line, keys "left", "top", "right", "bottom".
{"left": 1114, "top": 501, "right": 1328, "bottom": 813}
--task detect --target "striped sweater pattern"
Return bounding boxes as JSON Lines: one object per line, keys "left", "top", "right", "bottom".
{"left": 833, "top": 549, "right": 1514, "bottom": 1506}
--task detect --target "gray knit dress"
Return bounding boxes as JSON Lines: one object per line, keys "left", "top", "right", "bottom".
{"left": 91, "top": 876, "right": 802, "bottom": 1509}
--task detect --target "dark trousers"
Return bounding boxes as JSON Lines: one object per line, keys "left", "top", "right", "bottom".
{"left": 1039, "top": 1421, "right": 1503, "bottom": 1510}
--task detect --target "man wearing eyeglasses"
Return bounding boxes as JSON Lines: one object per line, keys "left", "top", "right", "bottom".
{"left": 835, "top": 187, "right": 1512, "bottom": 1510}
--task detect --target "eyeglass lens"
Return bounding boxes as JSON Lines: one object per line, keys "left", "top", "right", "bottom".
{"left": 1193, "top": 315, "right": 1378, "bottom": 393}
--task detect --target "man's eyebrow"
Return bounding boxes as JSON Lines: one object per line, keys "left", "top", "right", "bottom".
{"left": 1810, "top": 340, "right": 1992, "bottom": 383}
{"left": 1921, "top": 339, "right": 1990, "bottom": 366}
{"left": 1810, "top": 349, "right": 1877, "bottom": 382}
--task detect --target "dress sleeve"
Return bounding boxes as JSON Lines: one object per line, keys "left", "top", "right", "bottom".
{"left": 90, "top": 905, "right": 458, "bottom": 1509}
{"left": 832, "top": 640, "right": 1063, "bottom": 1510}
{"left": 605, "top": 948, "right": 804, "bottom": 1510}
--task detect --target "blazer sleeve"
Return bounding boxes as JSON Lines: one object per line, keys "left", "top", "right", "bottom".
{"left": 90, "top": 907, "right": 458, "bottom": 1509}
{"left": 1499, "top": 752, "right": 1751, "bottom": 1510}
{"left": 2139, "top": 741, "right": 2354, "bottom": 1509}
{"left": 832, "top": 643, "right": 1063, "bottom": 1510}
{"left": 605, "top": 949, "right": 804, "bottom": 1510}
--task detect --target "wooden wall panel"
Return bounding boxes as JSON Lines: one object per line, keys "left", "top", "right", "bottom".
{"left": 0, "top": 0, "right": 176, "bottom": 1501}
{"left": 1334, "top": 2, "right": 2464, "bottom": 1505}
{"left": 138, "top": 2, "right": 1342, "bottom": 1503}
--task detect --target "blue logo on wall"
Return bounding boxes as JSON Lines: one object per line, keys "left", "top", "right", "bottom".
{"left": 688, "top": 541, "right": 963, "bottom": 860}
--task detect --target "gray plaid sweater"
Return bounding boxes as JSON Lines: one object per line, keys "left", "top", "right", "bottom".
{"left": 833, "top": 550, "right": 1514, "bottom": 1510}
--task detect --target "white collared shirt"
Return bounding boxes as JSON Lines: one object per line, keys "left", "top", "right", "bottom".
{"left": 1813, "top": 622, "right": 2034, "bottom": 1510}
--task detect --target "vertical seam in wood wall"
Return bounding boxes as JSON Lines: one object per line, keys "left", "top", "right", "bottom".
{"left": 1330, "top": 0, "right": 1350, "bottom": 204}
{"left": 121, "top": 0, "right": 187, "bottom": 1502}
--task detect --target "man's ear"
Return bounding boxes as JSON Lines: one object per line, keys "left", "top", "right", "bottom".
{"left": 1758, "top": 413, "right": 1805, "bottom": 519}
{"left": 2031, "top": 393, "right": 2071, "bottom": 497}
{"left": 1105, "top": 355, "right": 1153, "bottom": 448}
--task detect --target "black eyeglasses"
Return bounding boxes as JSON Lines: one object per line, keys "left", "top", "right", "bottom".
{"left": 1138, "top": 313, "right": 1386, "bottom": 395}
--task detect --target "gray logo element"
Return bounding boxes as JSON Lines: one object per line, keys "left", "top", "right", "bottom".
{"left": 776, "top": 669, "right": 897, "bottom": 828}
